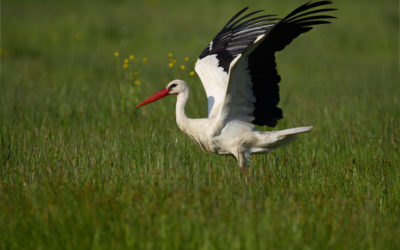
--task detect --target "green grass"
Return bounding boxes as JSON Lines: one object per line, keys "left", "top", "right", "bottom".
{"left": 1, "top": 0, "right": 399, "bottom": 249}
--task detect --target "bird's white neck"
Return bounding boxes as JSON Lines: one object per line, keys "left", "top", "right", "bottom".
{"left": 175, "top": 88, "right": 190, "bottom": 131}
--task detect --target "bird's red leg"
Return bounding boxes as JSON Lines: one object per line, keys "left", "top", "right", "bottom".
{"left": 240, "top": 166, "right": 246, "bottom": 175}
{"left": 240, "top": 166, "right": 249, "bottom": 185}
{"left": 237, "top": 148, "right": 249, "bottom": 176}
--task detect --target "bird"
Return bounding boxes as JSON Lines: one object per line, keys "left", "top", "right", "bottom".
{"left": 136, "top": 1, "right": 336, "bottom": 174}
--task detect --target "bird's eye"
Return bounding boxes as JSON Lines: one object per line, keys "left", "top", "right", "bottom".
{"left": 168, "top": 83, "right": 177, "bottom": 90}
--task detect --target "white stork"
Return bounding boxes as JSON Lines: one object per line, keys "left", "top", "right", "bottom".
{"left": 136, "top": 1, "right": 336, "bottom": 173}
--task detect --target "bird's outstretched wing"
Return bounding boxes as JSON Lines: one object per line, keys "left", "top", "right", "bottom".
{"left": 195, "top": 8, "right": 279, "bottom": 118}
{"left": 205, "top": 1, "right": 336, "bottom": 135}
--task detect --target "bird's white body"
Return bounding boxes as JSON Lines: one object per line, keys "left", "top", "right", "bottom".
{"left": 136, "top": 1, "right": 335, "bottom": 172}
{"left": 173, "top": 80, "right": 312, "bottom": 168}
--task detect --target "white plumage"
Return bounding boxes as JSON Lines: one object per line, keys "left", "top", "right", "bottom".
{"left": 136, "top": 1, "right": 336, "bottom": 173}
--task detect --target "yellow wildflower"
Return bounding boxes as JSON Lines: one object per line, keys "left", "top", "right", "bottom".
{"left": 74, "top": 33, "right": 82, "bottom": 40}
{"left": 172, "top": 59, "right": 176, "bottom": 64}
{"left": 124, "top": 58, "right": 129, "bottom": 63}
{"left": 0, "top": 47, "right": 8, "bottom": 57}
{"left": 134, "top": 80, "right": 142, "bottom": 85}
{"left": 123, "top": 63, "right": 128, "bottom": 69}
{"left": 114, "top": 51, "right": 119, "bottom": 57}
{"left": 52, "top": 34, "right": 59, "bottom": 42}
{"left": 142, "top": 57, "right": 148, "bottom": 63}
{"left": 184, "top": 57, "right": 189, "bottom": 61}
{"left": 134, "top": 72, "right": 139, "bottom": 76}
{"left": 168, "top": 63, "right": 174, "bottom": 68}
{"left": 189, "top": 71, "right": 195, "bottom": 76}
{"left": 129, "top": 54, "right": 135, "bottom": 60}
{"left": 168, "top": 52, "right": 173, "bottom": 57}
{"left": 180, "top": 65, "right": 185, "bottom": 70}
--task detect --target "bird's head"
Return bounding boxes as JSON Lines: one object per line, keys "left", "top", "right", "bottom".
{"left": 166, "top": 79, "right": 187, "bottom": 95}
{"left": 136, "top": 79, "right": 187, "bottom": 108}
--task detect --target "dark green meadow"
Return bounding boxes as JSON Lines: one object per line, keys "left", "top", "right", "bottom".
{"left": 1, "top": 0, "right": 399, "bottom": 249}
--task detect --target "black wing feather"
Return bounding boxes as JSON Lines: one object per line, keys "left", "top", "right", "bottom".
{"left": 249, "top": 1, "right": 336, "bottom": 126}
{"left": 228, "top": 10, "right": 266, "bottom": 28}
{"left": 198, "top": 9, "right": 279, "bottom": 72}
{"left": 198, "top": 1, "right": 336, "bottom": 127}
{"left": 223, "top": 7, "right": 249, "bottom": 28}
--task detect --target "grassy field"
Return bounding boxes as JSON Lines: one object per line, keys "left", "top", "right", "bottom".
{"left": 1, "top": 0, "right": 399, "bottom": 249}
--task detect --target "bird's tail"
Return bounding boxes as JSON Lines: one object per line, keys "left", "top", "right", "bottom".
{"left": 270, "top": 126, "right": 313, "bottom": 148}
{"left": 253, "top": 126, "right": 313, "bottom": 152}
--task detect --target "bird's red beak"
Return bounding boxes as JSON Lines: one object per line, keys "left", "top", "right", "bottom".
{"left": 136, "top": 88, "right": 170, "bottom": 108}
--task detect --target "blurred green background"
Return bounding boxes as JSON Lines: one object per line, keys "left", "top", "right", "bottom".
{"left": 1, "top": 0, "right": 399, "bottom": 249}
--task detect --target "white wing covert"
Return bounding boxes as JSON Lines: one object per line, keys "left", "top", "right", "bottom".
{"left": 195, "top": 7, "right": 278, "bottom": 118}
{"left": 207, "top": 1, "right": 336, "bottom": 135}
